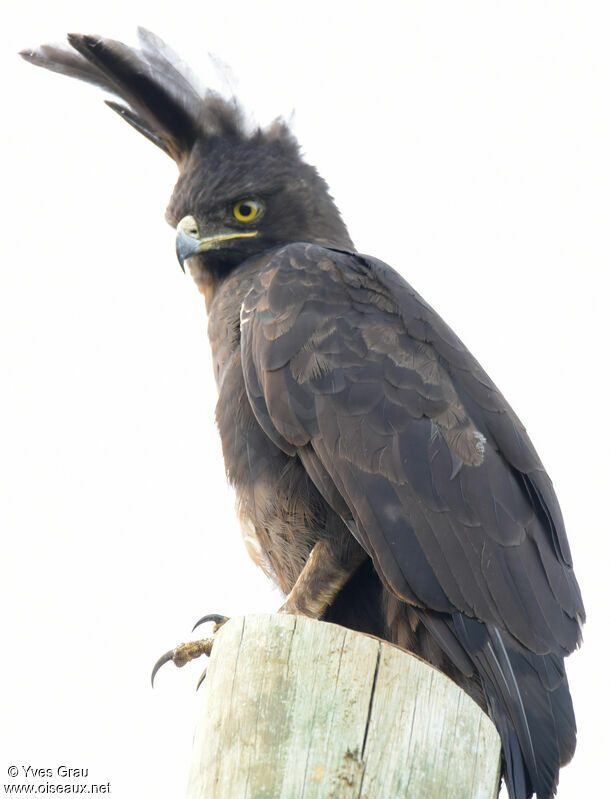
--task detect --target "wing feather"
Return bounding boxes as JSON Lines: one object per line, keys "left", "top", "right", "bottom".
{"left": 241, "top": 242, "right": 584, "bottom": 656}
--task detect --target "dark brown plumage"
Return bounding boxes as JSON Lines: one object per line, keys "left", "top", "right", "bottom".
{"left": 21, "top": 29, "right": 584, "bottom": 799}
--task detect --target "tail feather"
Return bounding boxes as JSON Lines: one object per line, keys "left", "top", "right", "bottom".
{"left": 452, "top": 613, "right": 576, "bottom": 799}
{"left": 488, "top": 696, "right": 529, "bottom": 799}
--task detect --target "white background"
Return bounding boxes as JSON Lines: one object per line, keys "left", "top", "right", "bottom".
{"left": 2, "top": 2, "right": 609, "bottom": 797}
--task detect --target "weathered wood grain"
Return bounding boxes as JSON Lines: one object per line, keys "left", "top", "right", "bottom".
{"left": 185, "top": 614, "right": 501, "bottom": 798}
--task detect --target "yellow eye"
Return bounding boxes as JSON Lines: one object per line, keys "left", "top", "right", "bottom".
{"left": 233, "top": 198, "right": 262, "bottom": 223}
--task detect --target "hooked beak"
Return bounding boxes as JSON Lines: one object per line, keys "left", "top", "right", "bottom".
{"left": 175, "top": 215, "right": 258, "bottom": 272}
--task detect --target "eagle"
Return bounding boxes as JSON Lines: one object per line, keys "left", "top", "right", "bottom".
{"left": 21, "top": 29, "right": 584, "bottom": 799}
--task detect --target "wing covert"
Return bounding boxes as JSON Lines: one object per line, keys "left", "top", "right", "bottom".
{"left": 240, "top": 243, "right": 584, "bottom": 655}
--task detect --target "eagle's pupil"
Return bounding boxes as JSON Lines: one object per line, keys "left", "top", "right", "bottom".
{"left": 240, "top": 204, "right": 251, "bottom": 217}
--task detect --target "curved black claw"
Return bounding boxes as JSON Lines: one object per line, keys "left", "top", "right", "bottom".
{"left": 151, "top": 614, "right": 229, "bottom": 688}
{"left": 192, "top": 613, "right": 229, "bottom": 633}
{"left": 150, "top": 636, "right": 215, "bottom": 688}
{"left": 195, "top": 667, "right": 207, "bottom": 691}
{"left": 151, "top": 648, "right": 176, "bottom": 688}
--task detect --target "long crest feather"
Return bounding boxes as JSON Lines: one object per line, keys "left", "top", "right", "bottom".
{"left": 20, "top": 29, "right": 248, "bottom": 165}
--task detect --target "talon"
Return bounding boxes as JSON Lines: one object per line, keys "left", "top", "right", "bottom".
{"left": 195, "top": 666, "right": 207, "bottom": 691}
{"left": 151, "top": 613, "right": 230, "bottom": 688}
{"left": 151, "top": 648, "right": 177, "bottom": 687}
{"left": 150, "top": 637, "right": 215, "bottom": 687}
{"left": 192, "top": 613, "right": 229, "bottom": 633}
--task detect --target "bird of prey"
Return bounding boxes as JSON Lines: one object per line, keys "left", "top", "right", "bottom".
{"left": 21, "top": 29, "right": 584, "bottom": 799}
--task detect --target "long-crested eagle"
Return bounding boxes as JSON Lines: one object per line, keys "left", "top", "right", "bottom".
{"left": 21, "top": 29, "right": 584, "bottom": 799}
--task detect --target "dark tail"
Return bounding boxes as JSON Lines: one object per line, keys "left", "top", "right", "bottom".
{"left": 452, "top": 613, "right": 576, "bottom": 799}
{"left": 330, "top": 570, "right": 577, "bottom": 798}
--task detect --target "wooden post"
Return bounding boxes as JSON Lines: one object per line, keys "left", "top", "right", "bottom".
{"left": 184, "top": 614, "right": 501, "bottom": 799}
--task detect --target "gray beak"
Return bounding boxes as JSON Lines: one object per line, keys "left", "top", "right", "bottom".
{"left": 175, "top": 214, "right": 259, "bottom": 274}
{"left": 176, "top": 215, "right": 203, "bottom": 273}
